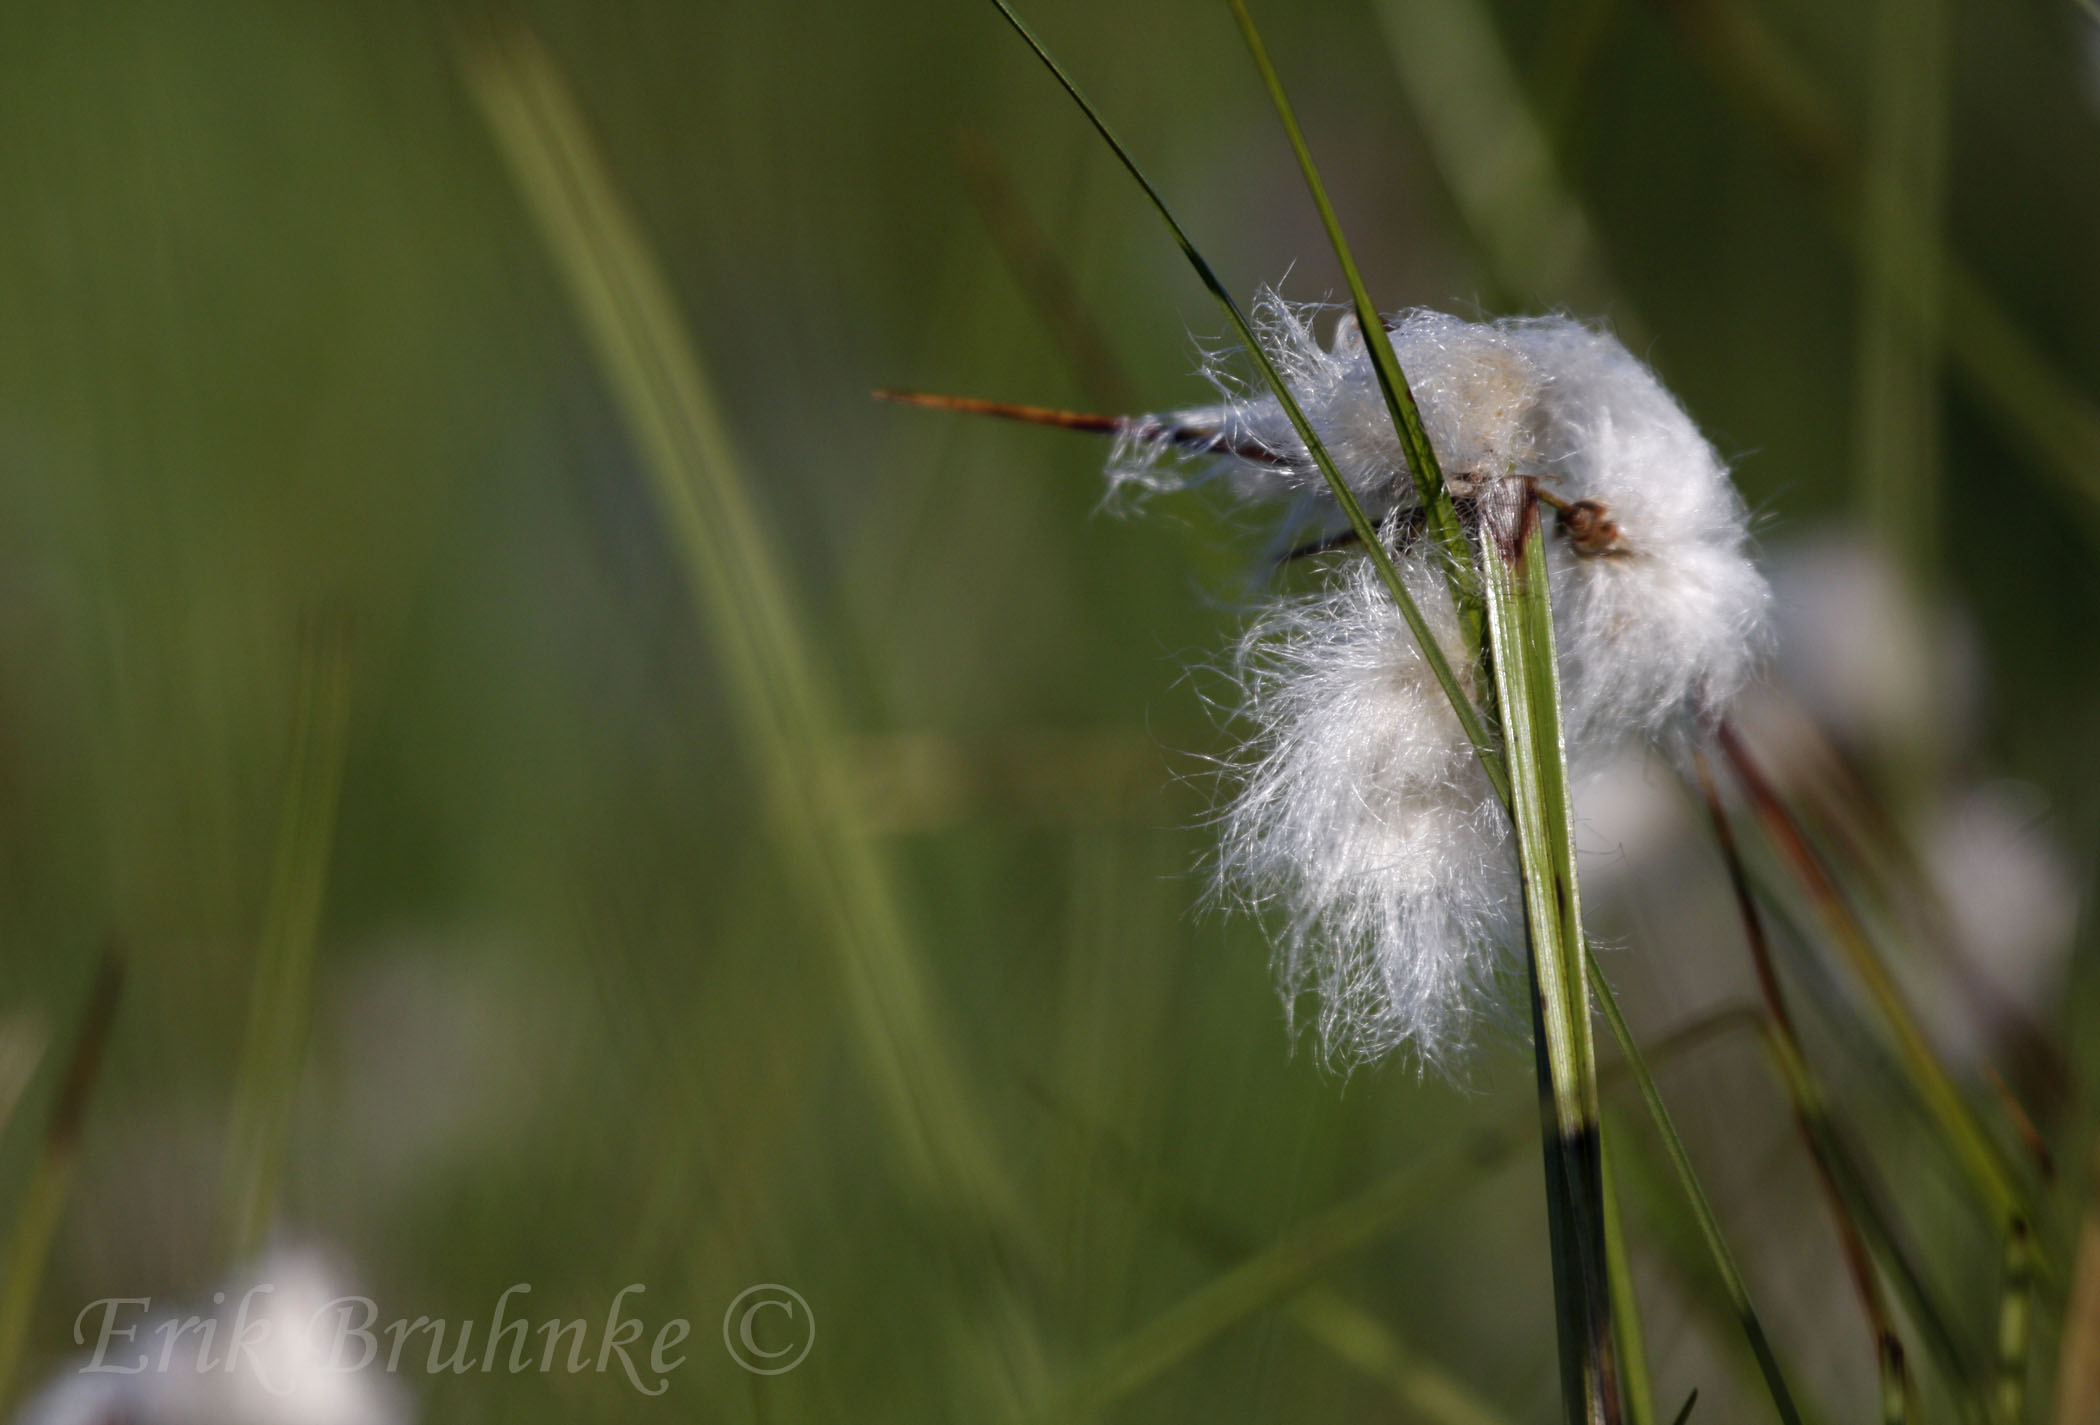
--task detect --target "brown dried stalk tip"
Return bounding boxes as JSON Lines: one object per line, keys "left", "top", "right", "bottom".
{"left": 871, "top": 389, "right": 1287, "bottom": 466}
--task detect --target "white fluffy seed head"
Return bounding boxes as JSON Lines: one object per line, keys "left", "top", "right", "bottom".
{"left": 1135, "top": 294, "right": 1768, "bottom": 1066}
{"left": 1218, "top": 554, "right": 1518, "bottom": 1069}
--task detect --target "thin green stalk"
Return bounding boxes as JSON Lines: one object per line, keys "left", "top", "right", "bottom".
{"left": 1601, "top": 1124, "right": 1657, "bottom": 1425}
{"left": 1997, "top": 1219, "right": 2033, "bottom": 1425}
{"left": 1588, "top": 959, "right": 1804, "bottom": 1425}
{"left": 467, "top": 36, "right": 1050, "bottom": 1417}
{"left": 466, "top": 26, "right": 1023, "bottom": 1230}
{"left": 1668, "top": 1390, "right": 1699, "bottom": 1425}
{"left": 0, "top": 951, "right": 123, "bottom": 1410}
{"left": 0, "top": 1022, "right": 46, "bottom": 1147}
{"left": 221, "top": 623, "right": 351, "bottom": 1261}
{"left": 986, "top": 0, "right": 1507, "bottom": 806}
{"left": 1481, "top": 492, "right": 1616, "bottom": 1425}
{"left": 1285, "top": 1291, "right": 1513, "bottom": 1425}
{"left": 1228, "top": 0, "right": 1483, "bottom": 666}
{"left": 1853, "top": 0, "right": 1951, "bottom": 593}
{"left": 1370, "top": 0, "right": 1607, "bottom": 308}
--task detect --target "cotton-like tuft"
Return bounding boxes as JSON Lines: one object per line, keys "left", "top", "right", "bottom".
{"left": 1220, "top": 554, "right": 1517, "bottom": 1067}
{"left": 1132, "top": 294, "right": 1768, "bottom": 1066}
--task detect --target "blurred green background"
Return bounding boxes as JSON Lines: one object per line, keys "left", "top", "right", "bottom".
{"left": 1, "top": 0, "right": 2096, "bottom": 1421}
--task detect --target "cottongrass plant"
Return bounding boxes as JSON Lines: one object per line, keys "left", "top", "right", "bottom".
{"left": 1109, "top": 296, "right": 1769, "bottom": 1069}
{"left": 873, "top": 3, "right": 2073, "bottom": 1423}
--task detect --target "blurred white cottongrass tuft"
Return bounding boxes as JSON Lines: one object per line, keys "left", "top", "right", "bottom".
{"left": 1116, "top": 294, "right": 1769, "bottom": 1066}
{"left": 15, "top": 1248, "right": 408, "bottom": 1425}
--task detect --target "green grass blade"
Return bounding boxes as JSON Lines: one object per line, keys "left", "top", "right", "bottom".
{"left": 1688, "top": 759, "right": 1948, "bottom": 1418}
{"left": 1588, "top": 960, "right": 1805, "bottom": 1425}
{"left": 1655, "top": 0, "right": 2100, "bottom": 536}
{"left": 1038, "top": 1119, "right": 1527, "bottom": 1421}
{"left": 1369, "top": 0, "right": 1606, "bottom": 307}
{"left": 1480, "top": 494, "right": 1615, "bottom": 1425}
{"left": 1667, "top": 1389, "right": 1699, "bottom": 1425}
{"left": 1601, "top": 1125, "right": 1657, "bottom": 1425}
{"left": 221, "top": 621, "right": 351, "bottom": 1261}
{"left": 1227, "top": 0, "right": 1483, "bottom": 666}
{"left": 1715, "top": 723, "right": 2025, "bottom": 1226}
{"left": 464, "top": 27, "right": 1028, "bottom": 1247}
{"left": 1852, "top": 0, "right": 1950, "bottom": 581}
{"left": 1691, "top": 752, "right": 1940, "bottom": 1418}
{"left": 0, "top": 1020, "right": 47, "bottom": 1148}
{"left": 1286, "top": 1290, "right": 1513, "bottom": 1425}
{"left": 0, "top": 951, "right": 123, "bottom": 1410}
{"left": 986, "top": 0, "right": 1507, "bottom": 804}
{"left": 1720, "top": 838, "right": 1990, "bottom": 1407}
{"left": 1997, "top": 1219, "right": 2034, "bottom": 1425}
{"left": 1040, "top": 1009, "right": 1752, "bottom": 1419}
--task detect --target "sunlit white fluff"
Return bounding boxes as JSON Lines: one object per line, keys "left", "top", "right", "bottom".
{"left": 1516, "top": 317, "right": 1769, "bottom": 739}
{"left": 1221, "top": 554, "right": 1517, "bottom": 1066}
{"left": 1126, "top": 293, "right": 1768, "bottom": 1065}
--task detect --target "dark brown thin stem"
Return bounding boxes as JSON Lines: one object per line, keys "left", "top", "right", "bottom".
{"left": 1693, "top": 751, "right": 1910, "bottom": 1413}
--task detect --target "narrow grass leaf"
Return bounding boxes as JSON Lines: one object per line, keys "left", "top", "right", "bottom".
{"left": 1715, "top": 722, "right": 2026, "bottom": 1227}
{"left": 221, "top": 621, "right": 351, "bottom": 1261}
{"left": 1369, "top": 0, "right": 1606, "bottom": 306}
{"left": 1692, "top": 752, "right": 1934, "bottom": 1417}
{"left": 1480, "top": 494, "right": 1615, "bottom": 1425}
{"left": 1044, "top": 1009, "right": 1753, "bottom": 1419}
{"left": 1286, "top": 1290, "right": 1513, "bottom": 1425}
{"left": 1228, "top": 0, "right": 1483, "bottom": 664}
{"left": 1655, "top": 0, "right": 2100, "bottom": 534}
{"left": 1852, "top": 0, "right": 1950, "bottom": 578}
{"left": 986, "top": 0, "right": 1507, "bottom": 803}
{"left": 1038, "top": 1119, "right": 1526, "bottom": 1422}
{"left": 1588, "top": 959, "right": 1805, "bottom": 1425}
{"left": 1997, "top": 1219, "right": 2033, "bottom": 1425}
{"left": 1601, "top": 1125, "right": 1657, "bottom": 1425}
{"left": 463, "top": 30, "right": 1028, "bottom": 1251}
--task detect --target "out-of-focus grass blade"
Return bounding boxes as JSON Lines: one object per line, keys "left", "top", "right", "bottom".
{"left": 1588, "top": 961, "right": 1804, "bottom": 1425}
{"left": 221, "top": 621, "right": 351, "bottom": 1261}
{"left": 1039, "top": 1007, "right": 1752, "bottom": 1420}
{"left": 2054, "top": 1150, "right": 2100, "bottom": 1423}
{"left": 1229, "top": 0, "right": 1483, "bottom": 666}
{"left": 1601, "top": 1127, "right": 1657, "bottom": 1425}
{"left": 0, "top": 1018, "right": 48, "bottom": 1146}
{"left": 1691, "top": 752, "right": 1926, "bottom": 1419}
{"left": 1480, "top": 496, "right": 1616, "bottom": 1425}
{"left": 1852, "top": 0, "right": 1950, "bottom": 582}
{"left": 1368, "top": 0, "right": 1606, "bottom": 308}
{"left": 463, "top": 29, "right": 1024, "bottom": 1245}
{"left": 1715, "top": 723, "right": 2026, "bottom": 1230}
{"left": 1996, "top": 1220, "right": 2034, "bottom": 1425}
{"left": 956, "top": 133, "right": 1139, "bottom": 413}
{"left": 1668, "top": 1388, "right": 1699, "bottom": 1425}
{"left": 1286, "top": 1290, "right": 1512, "bottom": 1425}
{"left": 1652, "top": 0, "right": 2100, "bottom": 536}
{"left": 0, "top": 951, "right": 123, "bottom": 1409}
{"left": 1726, "top": 836, "right": 1990, "bottom": 1406}
{"left": 986, "top": 0, "right": 1507, "bottom": 806}
{"left": 1038, "top": 1118, "right": 1527, "bottom": 1422}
